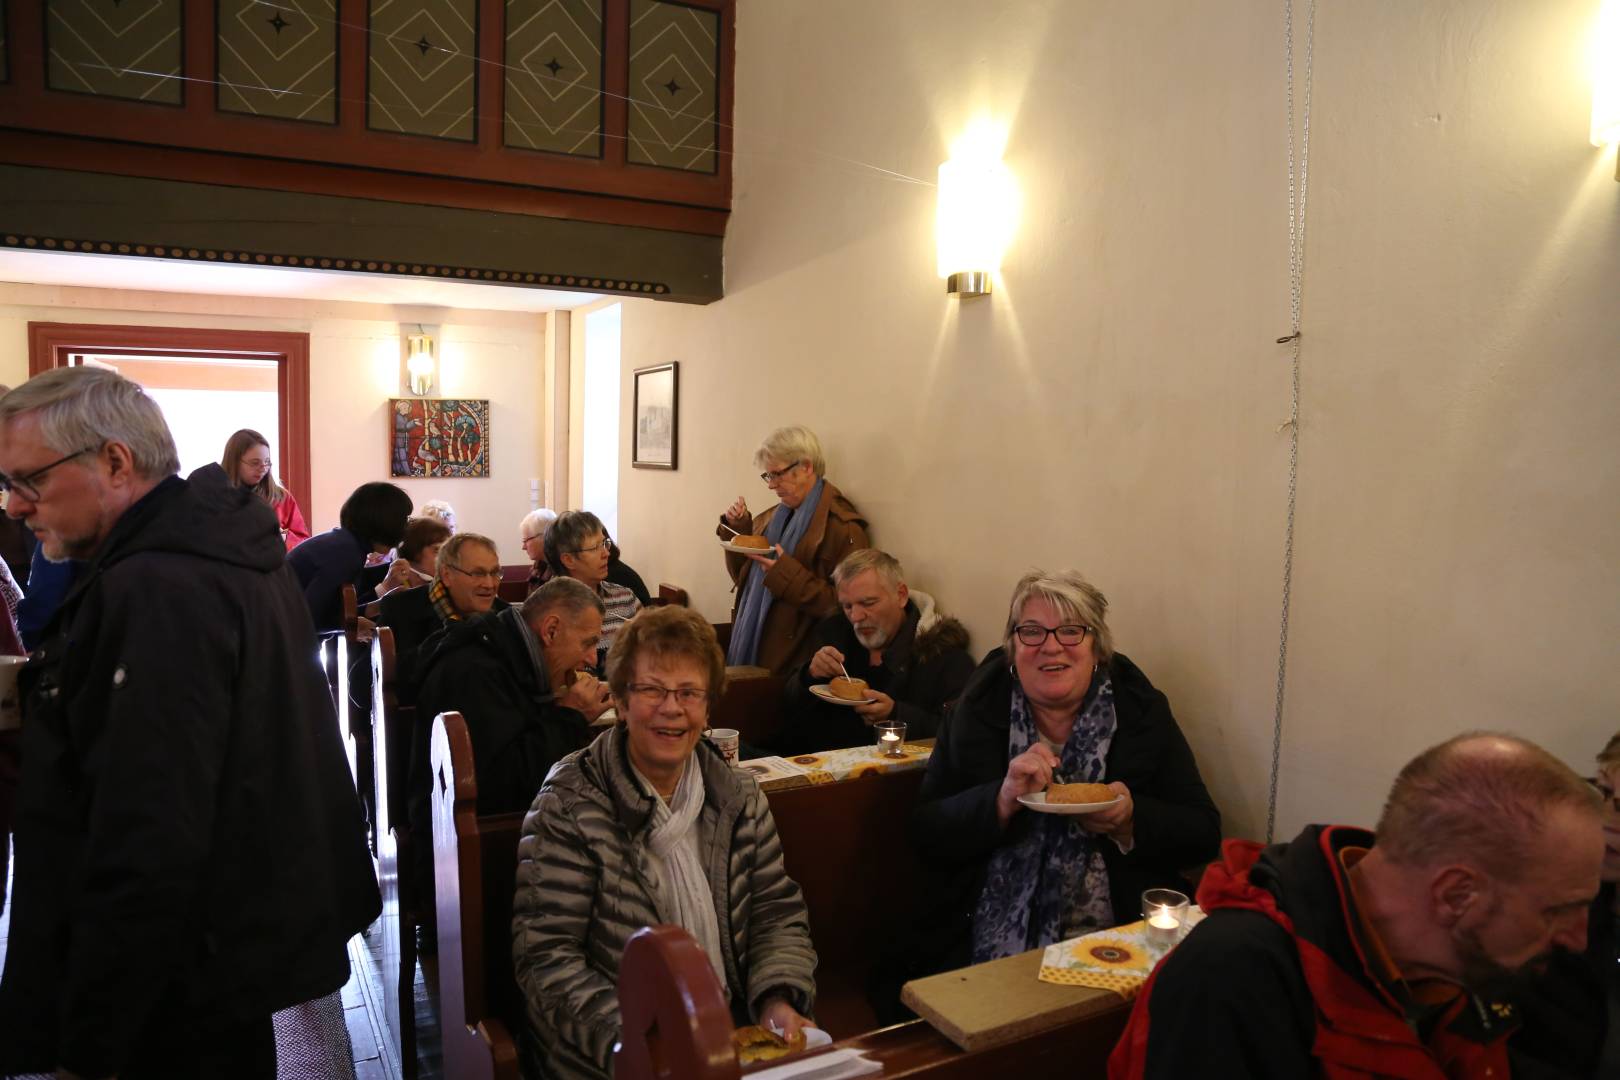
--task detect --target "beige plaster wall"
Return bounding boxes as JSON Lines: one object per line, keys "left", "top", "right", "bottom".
{"left": 0, "top": 283, "right": 548, "bottom": 554}
{"left": 616, "top": 0, "right": 1620, "bottom": 841}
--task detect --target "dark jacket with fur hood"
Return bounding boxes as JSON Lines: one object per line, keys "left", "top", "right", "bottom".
{"left": 779, "top": 598, "right": 974, "bottom": 754}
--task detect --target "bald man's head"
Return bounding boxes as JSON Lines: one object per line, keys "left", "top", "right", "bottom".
{"left": 1375, "top": 732, "right": 1601, "bottom": 880}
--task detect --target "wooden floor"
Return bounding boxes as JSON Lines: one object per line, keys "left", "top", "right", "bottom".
{"left": 0, "top": 838, "right": 442, "bottom": 1080}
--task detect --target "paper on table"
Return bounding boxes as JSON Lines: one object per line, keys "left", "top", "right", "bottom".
{"left": 746, "top": 1047, "right": 882, "bottom": 1080}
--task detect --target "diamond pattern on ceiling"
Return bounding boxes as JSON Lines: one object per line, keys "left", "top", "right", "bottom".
{"left": 504, "top": 0, "right": 604, "bottom": 157}
{"left": 368, "top": 0, "right": 478, "bottom": 142}
{"left": 626, "top": 0, "right": 718, "bottom": 173}
{"left": 217, "top": 1, "right": 338, "bottom": 123}
{"left": 46, "top": 0, "right": 184, "bottom": 104}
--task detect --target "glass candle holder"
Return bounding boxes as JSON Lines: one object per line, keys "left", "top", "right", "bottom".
{"left": 875, "top": 721, "right": 906, "bottom": 758}
{"left": 1142, "top": 888, "right": 1190, "bottom": 951}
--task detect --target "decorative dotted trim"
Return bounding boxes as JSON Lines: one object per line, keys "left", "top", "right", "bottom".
{"left": 0, "top": 233, "right": 671, "bottom": 296}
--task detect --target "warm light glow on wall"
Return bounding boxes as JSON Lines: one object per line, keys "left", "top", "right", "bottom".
{"left": 406, "top": 331, "right": 436, "bottom": 395}
{"left": 1593, "top": 0, "right": 1620, "bottom": 146}
{"left": 936, "top": 121, "right": 1019, "bottom": 298}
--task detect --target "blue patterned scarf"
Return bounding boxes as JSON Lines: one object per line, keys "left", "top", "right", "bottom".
{"left": 725, "top": 479, "right": 824, "bottom": 666}
{"left": 970, "top": 675, "right": 1118, "bottom": 962}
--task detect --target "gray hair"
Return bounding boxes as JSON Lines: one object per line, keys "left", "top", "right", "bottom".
{"left": 522, "top": 575, "right": 604, "bottom": 624}
{"left": 543, "top": 509, "right": 606, "bottom": 576}
{"left": 1003, "top": 569, "right": 1115, "bottom": 664}
{"left": 434, "top": 532, "right": 498, "bottom": 584}
{"left": 833, "top": 548, "right": 905, "bottom": 591}
{"left": 0, "top": 366, "right": 179, "bottom": 481}
{"left": 419, "top": 499, "right": 456, "bottom": 526}
{"left": 520, "top": 507, "right": 558, "bottom": 542}
{"left": 753, "top": 425, "right": 826, "bottom": 478}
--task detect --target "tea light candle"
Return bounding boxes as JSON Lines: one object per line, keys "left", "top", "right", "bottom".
{"left": 1141, "top": 887, "right": 1190, "bottom": 951}
{"left": 879, "top": 731, "right": 901, "bottom": 755}
{"left": 875, "top": 721, "right": 906, "bottom": 757}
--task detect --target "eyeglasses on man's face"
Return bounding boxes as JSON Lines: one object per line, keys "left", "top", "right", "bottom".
{"left": 446, "top": 564, "right": 503, "bottom": 582}
{"left": 1014, "top": 623, "right": 1092, "bottom": 648}
{"left": 626, "top": 683, "right": 709, "bottom": 708}
{"left": 759, "top": 461, "right": 806, "bottom": 485}
{"left": 0, "top": 445, "right": 100, "bottom": 503}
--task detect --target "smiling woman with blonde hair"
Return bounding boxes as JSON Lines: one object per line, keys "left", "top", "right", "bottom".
{"left": 511, "top": 605, "right": 818, "bottom": 1079}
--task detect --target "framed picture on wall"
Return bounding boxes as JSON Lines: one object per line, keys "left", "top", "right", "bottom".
{"left": 632, "top": 362, "right": 678, "bottom": 470}
{"left": 389, "top": 398, "right": 491, "bottom": 477}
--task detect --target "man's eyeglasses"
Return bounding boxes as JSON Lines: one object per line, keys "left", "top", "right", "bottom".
{"left": 1014, "top": 623, "right": 1092, "bottom": 647}
{"left": 446, "top": 564, "right": 503, "bottom": 582}
{"left": 626, "top": 683, "right": 709, "bottom": 708}
{"left": 759, "top": 461, "right": 805, "bottom": 485}
{"left": 0, "top": 445, "right": 100, "bottom": 503}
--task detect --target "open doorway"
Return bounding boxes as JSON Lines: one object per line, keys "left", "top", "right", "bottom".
{"left": 27, "top": 323, "right": 311, "bottom": 514}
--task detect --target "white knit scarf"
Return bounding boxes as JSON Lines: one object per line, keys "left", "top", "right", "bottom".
{"left": 634, "top": 758, "right": 729, "bottom": 994}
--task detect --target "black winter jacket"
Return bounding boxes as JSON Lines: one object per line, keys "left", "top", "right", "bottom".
{"left": 411, "top": 607, "right": 592, "bottom": 825}
{"left": 0, "top": 471, "right": 379, "bottom": 1077}
{"left": 907, "top": 649, "right": 1220, "bottom": 977}
{"left": 777, "top": 603, "right": 973, "bottom": 754}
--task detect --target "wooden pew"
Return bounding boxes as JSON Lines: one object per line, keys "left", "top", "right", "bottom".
{"left": 712, "top": 670, "right": 784, "bottom": 749}
{"left": 497, "top": 565, "right": 530, "bottom": 606}
{"left": 654, "top": 583, "right": 690, "bottom": 607}
{"left": 429, "top": 711, "right": 524, "bottom": 1080}
{"left": 342, "top": 584, "right": 377, "bottom": 853}
{"left": 371, "top": 627, "right": 418, "bottom": 1078}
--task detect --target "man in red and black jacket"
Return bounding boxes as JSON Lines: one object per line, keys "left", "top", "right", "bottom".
{"left": 1110, "top": 732, "right": 1603, "bottom": 1080}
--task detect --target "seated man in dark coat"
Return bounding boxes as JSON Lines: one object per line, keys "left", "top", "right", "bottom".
{"left": 375, "top": 530, "right": 505, "bottom": 703}
{"left": 412, "top": 574, "right": 613, "bottom": 825}
{"left": 1111, "top": 732, "right": 1603, "bottom": 1080}
{"left": 778, "top": 548, "right": 973, "bottom": 754}
{"left": 0, "top": 367, "right": 378, "bottom": 1080}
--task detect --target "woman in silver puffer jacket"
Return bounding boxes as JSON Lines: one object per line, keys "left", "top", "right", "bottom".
{"left": 511, "top": 606, "right": 818, "bottom": 1079}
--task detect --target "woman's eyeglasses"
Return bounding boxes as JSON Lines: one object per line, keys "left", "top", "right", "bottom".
{"left": 626, "top": 683, "right": 709, "bottom": 708}
{"left": 570, "top": 537, "right": 610, "bottom": 556}
{"left": 759, "top": 461, "right": 805, "bottom": 484}
{"left": 1014, "top": 623, "right": 1092, "bottom": 647}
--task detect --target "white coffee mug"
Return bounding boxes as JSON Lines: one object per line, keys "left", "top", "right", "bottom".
{"left": 705, "top": 727, "right": 740, "bottom": 765}
{"left": 0, "top": 655, "right": 28, "bottom": 732}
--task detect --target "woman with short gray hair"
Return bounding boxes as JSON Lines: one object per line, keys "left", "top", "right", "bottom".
{"left": 717, "top": 425, "right": 869, "bottom": 674}
{"left": 904, "top": 569, "right": 1220, "bottom": 982}
{"left": 544, "top": 510, "right": 641, "bottom": 662}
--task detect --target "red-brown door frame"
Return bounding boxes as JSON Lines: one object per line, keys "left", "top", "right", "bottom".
{"left": 26, "top": 322, "right": 312, "bottom": 517}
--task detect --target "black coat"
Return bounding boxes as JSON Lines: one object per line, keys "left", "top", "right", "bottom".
{"left": 374, "top": 584, "right": 508, "bottom": 706}
{"left": 411, "top": 607, "right": 592, "bottom": 824}
{"left": 0, "top": 472, "right": 379, "bottom": 1077}
{"left": 907, "top": 649, "right": 1221, "bottom": 977}
{"left": 777, "top": 603, "right": 974, "bottom": 754}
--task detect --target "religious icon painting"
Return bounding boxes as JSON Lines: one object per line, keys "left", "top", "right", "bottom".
{"left": 389, "top": 398, "right": 491, "bottom": 478}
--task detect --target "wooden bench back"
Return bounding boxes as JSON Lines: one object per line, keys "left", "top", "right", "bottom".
{"left": 615, "top": 926, "right": 738, "bottom": 1080}
{"left": 712, "top": 671, "right": 784, "bottom": 748}
{"left": 497, "top": 565, "right": 531, "bottom": 605}
{"left": 655, "top": 583, "right": 690, "bottom": 607}
{"left": 430, "top": 710, "right": 524, "bottom": 1080}
{"left": 370, "top": 626, "right": 416, "bottom": 1076}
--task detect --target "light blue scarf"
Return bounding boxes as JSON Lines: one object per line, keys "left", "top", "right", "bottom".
{"left": 726, "top": 479, "right": 824, "bottom": 666}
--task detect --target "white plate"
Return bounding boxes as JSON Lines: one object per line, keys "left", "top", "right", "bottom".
{"left": 721, "top": 538, "right": 777, "bottom": 555}
{"left": 1017, "top": 791, "right": 1124, "bottom": 815}
{"left": 808, "top": 683, "right": 877, "bottom": 707}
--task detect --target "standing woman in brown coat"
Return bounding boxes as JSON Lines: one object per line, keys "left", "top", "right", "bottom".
{"left": 718, "top": 426, "right": 869, "bottom": 674}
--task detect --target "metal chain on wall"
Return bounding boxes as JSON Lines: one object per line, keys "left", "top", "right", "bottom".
{"left": 1268, "top": 0, "right": 1315, "bottom": 844}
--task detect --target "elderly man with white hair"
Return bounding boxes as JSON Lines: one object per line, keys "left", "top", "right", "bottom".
{"left": 0, "top": 366, "right": 378, "bottom": 1079}
{"left": 717, "top": 425, "right": 870, "bottom": 675}
{"left": 778, "top": 548, "right": 973, "bottom": 755}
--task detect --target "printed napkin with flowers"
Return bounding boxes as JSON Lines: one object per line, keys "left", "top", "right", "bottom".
{"left": 1036, "top": 908, "right": 1205, "bottom": 999}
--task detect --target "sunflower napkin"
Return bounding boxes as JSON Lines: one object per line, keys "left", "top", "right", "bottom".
{"left": 1036, "top": 908, "right": 1204, "bottom": 999}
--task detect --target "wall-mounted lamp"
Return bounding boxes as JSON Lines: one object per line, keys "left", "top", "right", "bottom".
{"left": 406, "top": 328, "right": 436, "bottom": 395}
{"left": 1593, "top": 0, "right": 1620, "bottom": 156}
{"left": 937, "top": 122, "right": 1018, "bottom": 298}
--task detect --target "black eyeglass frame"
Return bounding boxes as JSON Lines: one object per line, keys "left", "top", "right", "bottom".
{"left": 0, "top": 445, "right": 101, "bottom": 503}
{"left": 1013, "top": 623, "right": 1093, "bottom": 647}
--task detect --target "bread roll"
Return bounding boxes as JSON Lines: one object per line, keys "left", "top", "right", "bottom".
{"left": 828, "top": 676, "right": 869, "bottom": 700}
{"left": 1047, "top": 782, "right": 1115, "bottom": 804}
{"left": 733, "top": 1025, "right": 806, "bottom": 1064}
{"left": 732, "top": 534, "right": 771, "bottom": 550}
